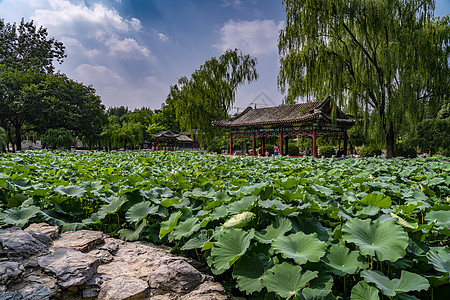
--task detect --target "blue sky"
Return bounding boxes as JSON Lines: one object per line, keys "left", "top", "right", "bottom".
{"left": 0, "top": 0, "right": 448, "bottom": 112}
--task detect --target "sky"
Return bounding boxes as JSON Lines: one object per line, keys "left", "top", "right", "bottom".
{"left": 1, "top": 0, "right": 449, "bottom": 113}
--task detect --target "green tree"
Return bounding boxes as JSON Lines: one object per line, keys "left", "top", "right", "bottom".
{"left": 0, "top": 126, "right": 7, "bottom": 152}
{"left": 168, "top": 49, "right": 258, "bottom": 146}
{"left": 412, "top": 118, "right": 450, "bottom": 155}
{"left": 0, "top": 18, "right": 65, "bottom": 74}
{"left": 278, "top": 0, "right": 449, "bottom": 158}
{"left": 42, "top": 128, "right": 73, "bottom": 150}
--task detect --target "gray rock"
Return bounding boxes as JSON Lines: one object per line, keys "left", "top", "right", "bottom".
{"left": 97, "top": 276, "right": 148, "bottom": 300}
{"left": 0, "top": 291, "right": 21, "bottom": 300}
{"left": 37, "top": 247, "right": 99, "bottom": 288}
{"left": 149, "top": 259, "right": 204, "bottom": 294}
{"left": 88, "top": 249, "right": 113, "bottom": 264}
{"left": 0, "top": 261, "right": 24, "bottom": 285}
{"left": 25, "top": 223, "right": 59, "bottom": 240}
{"left": 52, "top": 230, "right": 104, "bottom": 252}
{"left": 0, "top": 228, "right": 50, "bottom": 259}
{"left": 184, "top": 281, "right": 228, "bottom": 300}
{"left": 96, "top": 237, "right": 120, "bottom": 254}
{"left": 14, "top": 283, "right": 53, "bottom": 300}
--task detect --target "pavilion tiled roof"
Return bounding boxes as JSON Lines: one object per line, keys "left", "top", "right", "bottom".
{"left": 151, "top": 130, "right": 180, "bottom": 138}
{"left": 212, "top": 96, "right": 354, "bottom": 128}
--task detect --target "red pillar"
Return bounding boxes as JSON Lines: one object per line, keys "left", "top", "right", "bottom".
{"left": 279, "top": 130, "right": 284, "bottom": 156}
{"left": 261, "top": 137, "right": 265, "bottom": 155}
{"left": 252, "top": 132, "right": 256, "bottom": 156}
{"left": 343, "top": 131, "right": 348, "bottom": 156}
{"left": 312, "top": 128, "right": 318, "bottom": 158}
{"left": 229, "top": 133, "right": 233, "bottom": 155}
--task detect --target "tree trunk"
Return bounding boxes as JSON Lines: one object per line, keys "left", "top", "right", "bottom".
{"left": 15, "top": 125, "right": 22, "bottom": 151}
{"left": 386, "top": 123, "right": 395, "bottom": 158}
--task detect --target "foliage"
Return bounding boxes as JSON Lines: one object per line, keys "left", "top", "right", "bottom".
{"left": 287, "top": 143, "right": 299, "bottom": 156}
{"left": 42, "top": 128, "right": 73, "bottom": 150}
{"left": 0, "top": 18, "right": 65, "bottom": 74}
{"left": 395, "top": 143, "right": 417, "bottom": 158}
{"left": 359, "top": 146, "right": 382, "bottom": 157}
{"left": 0, "top": 151, "right": 449, "bottom": 299}
{"left": 168, "top": 49, "right": 258, "bottom": 146}
{"left": 319, "top": 146, "right": 336, "bottom": 157}
{"left": 412, "top": 118, "right": 450, "bottom": 155}
{"left": 0, "top": 126, "right": 6, "bottom": 152}
{"left": 278, "top": 0, "right": 449, "bottom": 158}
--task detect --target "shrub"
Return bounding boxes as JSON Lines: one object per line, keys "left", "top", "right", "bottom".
{"left": 395, "top": 143, "right": 416, "bottom": 158}
{"left": 319, "top": 145, "right": 335, "bottom": 157}
{"left": 42, "top": 128, "right": 74, "bottom": 150}
{"left": 359, "top": 145, "right": 382, "bottom": 157}
{"left": 287, "top": 144, "right": 299, "bottom": 156}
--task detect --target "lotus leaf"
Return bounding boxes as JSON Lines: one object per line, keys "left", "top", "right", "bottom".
{"left": 342, "top": 218, "right": 409, "bottom": 262}
{"left": 54, "top": 185, "right": 87, "bottom": 198}
{"left": 125, "top": 201, "right": 159, "bottom": 224}
{"left": 159, "top": 211, "right": 182, "bottom": 239}
{"left": 181, "top": 229, "right": 214, "bottom": 250}
{"left": 172, "top": 217, "right": 200, "bottom": 240}
{"left": 425, "top": 210, "right": 450, "bottom": 227}
{"left": 0, "top": 205, "right": 40, "bottom": 228}
{"left": 360, "top": 192, "right": 392, "bottom": 208}
{"left": 223, "top": 211, "right": 254, "bottom": 228}
{"left": 361, "top": 270, "right": 429, "bottom": 297}
{"left": 255, "top": 216, "right": 292, "bottom": 243}
{"left": 98, "top": 196, "right": 127, "bottom": 220}
{"left": 261, "top": 262, "right": 318, "bottom": 299}
{"left": 272, "top": 231, "right": 326, "bottom": 265}
{"left": 351, "top": 281, "right": 380, "bottom": 300}
{"left": 426, "top": 247, "right": 450, "bottom": 275}
{"left": 323, "top": 244, "right": 366, "bottom": 275}
{"left": 211, "top": 228, "right": 254, "bottom": 271}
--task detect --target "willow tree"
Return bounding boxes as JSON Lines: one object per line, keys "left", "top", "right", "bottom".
{"left": 278, "top": 0, "right": 449, "bottom": 157}
{"left": 167, "top": 49, "right": 258, "bottom": 146}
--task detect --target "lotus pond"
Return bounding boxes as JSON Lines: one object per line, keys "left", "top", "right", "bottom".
{"left": 0, "top": 150, "right": 449, "bottom": 299}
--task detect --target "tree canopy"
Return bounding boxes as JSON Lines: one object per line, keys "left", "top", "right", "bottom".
{"left": 278, "top": 0, "right": 449, "bottom": 157}
{"left": 0, "top": 18, "right": 65, "bottom": 74}
{"left": 168, "top": 49, "right": 258, "bottom": 146}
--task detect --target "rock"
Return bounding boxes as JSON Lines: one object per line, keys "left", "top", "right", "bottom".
{"left": 97, "top": 276, "right": 148, "bottom": 300}
{"left": 25, "top": 223, "right": 59, "bottom": 240}
{"left": 148, "top": 259, "right": 204, "bottom": 294}
{"left": 88, "top": 249, "right": 113, "bottom": 264}
{"left": 96, "top": 237, "right": 120, "bottom": 254}
{"left": 52, "top": 230, "right": 104, "bottom": 252}
{"left": 37, "top": 247, "right": 99, "bottom": 288}
{"left": 13, "top": 283, "right": 54, "bottom": 300}
{"left": 0, "top": 261, "right": 24, "bottom": 285}
{"left": 0, "top": 228, "right": 50, "bottom": 259}
{"left": 184, "top": 281, "right": 228, "bottom": 300}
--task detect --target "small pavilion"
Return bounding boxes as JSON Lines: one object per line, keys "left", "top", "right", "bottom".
{"left": 212, "top": 96, "right": 354, "bottom": 158}
{"left": 150, "top": 130, "right": 195, "bottom": 150}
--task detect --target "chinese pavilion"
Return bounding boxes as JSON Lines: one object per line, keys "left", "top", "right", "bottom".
{"left": 212, "top": 96, "right": 355, "bottom": 158}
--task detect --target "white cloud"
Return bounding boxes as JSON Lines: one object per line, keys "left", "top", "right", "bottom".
{"left": 106, "top": 37, "right": 151, "bottom": 59}
{"left": 60, "top": 37, "right": 101, "bottom": 58}
{"left": 215, "top": 19, "right": 284, "bottom": 56}
{"left": 158, "top": 33, "right": 170, "bottom": 42}
{"left": 32, "top": 0, "right": 141, "bottom": 39}
{"left": 222, "top": 0, "right": 242, "bottom": 8}
{"left": 75, "top": 64, "right": 124, "bottom": 86}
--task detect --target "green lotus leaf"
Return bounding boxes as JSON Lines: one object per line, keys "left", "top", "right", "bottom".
{"left": 98, "top": 196, "right": 127, "bottom": 220}
{"left": 141, "top": 187, "right": 174, "bottom": 200}
{"left": 125, "top": 201, "right": 159, "bottom": 224}
{"left": 425, "top": 210, "right": 450, "bottom": 227}
{"left": 351, "top": 281, "right": 380, "bottom": 300}
{"left": 181, "top": 229, "right": 214, "bottom": 250}
{"left": 159, "top": 211, "right": 182, "bottom": 239}
{"left": 342, "top": 218, "right": 409, "bottom": 262}
{"left": 232, "top": 245, "right": 272, "bottom": 294}
{"left": 54, "top": 185, "right": 87, "bottom": 198}
{"left": 223, "top": 211, "right": 254, "bottom": 229}
{"left": 61, "top": 222, "right": 89, "bottom": 233}
{"left": 360, "top": 192, "right": 392, "bottom": 208}
{"left": 172, "top": 217, "right": 201, "bottom": 240}
{"left": 255, "top": 216, "right": 292, "bottom": 243}
{"left": 211, "top": 228, "right": 254, "bottom": 271}
{"left": 272, "top": 231, "right": 326, "bottom": 265}
{"left": 261, "top": 262, "right": 318, "bottom": 299}
{"left": 426, "top": 247, "right": 450, "bottom": 275}
{"left": 55, "top": 200, "right": 84, "bottom": 217}
{"left": 291, "top": 215, "right": 330, "bottom": 242}
{"left": 300, "top": 288, "right": 334, "bottom": 300}
{"left": 0, "top": 205, "right": 40, "bottom": 228}
{"left": 323, "top": 244, "right": 366, "bottom": 276}
{"left": 118, "top": 219, "right": 147, "bottom": 241}
{"left": 361, "top": 270, "right": 429, "bottom": 297}
{"left": 227, "top": 195, "right": 257, "bottom": 215}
